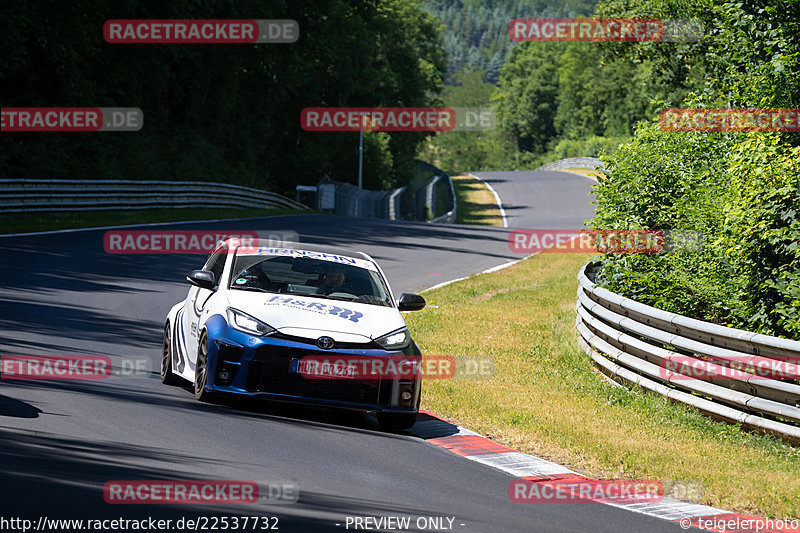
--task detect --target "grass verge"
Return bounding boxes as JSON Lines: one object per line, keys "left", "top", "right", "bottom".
{"left": 405, "top": 251, "right": 800, "bottom": 519}
{"left": 451, "top": 175, "right": 504, "bottom": 226}
{"left": 561, "top": 168, "right": 606, "bottom": 180}
{"left": 0, "top": 207, "right": 310, "bottom": 235}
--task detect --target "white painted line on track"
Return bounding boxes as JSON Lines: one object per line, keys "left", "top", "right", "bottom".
{"left": 466, "top": 172, "right": 508, "bottom": 228}
{"left": 465, "top": 452, "right": 576, "bottom": 477}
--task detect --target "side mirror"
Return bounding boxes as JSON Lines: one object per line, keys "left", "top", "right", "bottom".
{"left": 187, "top": 270, "right": 216, "bottom": 290}
{"left": 397, "top": 292, "right": 426, "bottom": 312}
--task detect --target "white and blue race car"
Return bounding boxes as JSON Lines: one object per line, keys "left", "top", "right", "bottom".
{"left": 162, "top": 238, "right": 426, "bottom": 429}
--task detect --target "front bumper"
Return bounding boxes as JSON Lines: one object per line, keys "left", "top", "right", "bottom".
{"left": 203, "top": 315, "right": 421, "bottom": 413}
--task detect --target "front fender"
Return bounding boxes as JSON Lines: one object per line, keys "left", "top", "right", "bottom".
{"left": 202, "top": 313, "right": 229, "bottom": 340}
{"left": 198, "top": 313, "right": 230, "bottom": 392}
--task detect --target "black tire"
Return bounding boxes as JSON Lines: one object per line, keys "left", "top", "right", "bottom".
{"left": 161, "top": 323, "right": 179, "bottom": 386}
{"left": 194, "top": 332, "right": 214, "bottom": 402}
{"left": 377, "top": 412, "right": 417, "bottom": 430}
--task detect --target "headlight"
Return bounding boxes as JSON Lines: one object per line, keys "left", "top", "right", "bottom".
{"left": 375, "top": 328, "right": 410, "bottom": 350}
{"left": 226, "top": 307, "right": 275, "bottom": 336}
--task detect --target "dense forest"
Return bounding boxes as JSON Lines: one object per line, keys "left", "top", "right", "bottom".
{"left": 0, "top": 0, "right": 446, "bottom": 194}
{"left": 0, "top": 0, "right": 704, "bottom": 193}
{"left": 422, "top": 0, "right": 701, "bottom": 173}
{"left": 425, "top": 0, "right": 800, "bottom": 338}
{"left": 422, "top": 0, "right": 597, "bottom": 84}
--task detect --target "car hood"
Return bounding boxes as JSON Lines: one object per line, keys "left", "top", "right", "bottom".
{"left": 225, "top": 290, "right": 406, "bottom": 342}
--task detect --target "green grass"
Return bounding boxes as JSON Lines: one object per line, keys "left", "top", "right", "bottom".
{"left": 0, "top": 207, "right": 311, "bottom": 235}
{"left": 406, "top": 252, "right": 800, "bottom": 518}
{"left": 452, "top": 174, "right": 503, "bottom": 226}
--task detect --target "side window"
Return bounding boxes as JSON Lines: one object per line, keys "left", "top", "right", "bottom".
{"left": 203, "top": 246, "right": 228, "bottom": 288}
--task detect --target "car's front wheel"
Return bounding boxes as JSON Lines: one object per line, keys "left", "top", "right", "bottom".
{"left": 194, "top": 332, "right": 214, "bottom": 402}
{"left": 161, "top": 323, "right": 179, "bottom": 386}
{"left": 377, "top": 412, "right": 417, "bottom": 430}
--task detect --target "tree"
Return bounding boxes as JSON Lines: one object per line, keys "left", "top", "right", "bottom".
{"left": 493, "top": 43, "right": 561, "bottom": 154}
{"left": 0, "top": 0, "right": 447, "bottom": 193}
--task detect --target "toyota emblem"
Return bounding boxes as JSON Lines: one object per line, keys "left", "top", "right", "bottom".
{"left": 316, "top": 336, "right": 335, "bottom": 350}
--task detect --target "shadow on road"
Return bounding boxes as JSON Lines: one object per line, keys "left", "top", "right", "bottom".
{"left": 0, "top": 394, "right": 41, "bottom": 418}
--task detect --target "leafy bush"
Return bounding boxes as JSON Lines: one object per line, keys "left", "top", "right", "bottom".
{"left": 724, "top": 138, "right": 800, "bottom": 334}
{"left": 592, "top": 125, "right": 800, "bottom": 338}
{"left": 589, "top": 0, "right": 800, "bottom": 338}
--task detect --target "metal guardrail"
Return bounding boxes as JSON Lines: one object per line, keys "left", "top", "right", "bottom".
{"left": 537, "top": 157, "right": 606, "bottom": 172}
{"left": 315, "top": 166, "right": 456, "bottom": 223}
{"left": 576, "top": 262, "right": 800, "bottom": 443}
{"left": 322, "top": 179, "right": 391, "bottom": 219}
{"left": 428, "top": 173, "right": 457, "bottom": 224}
{"left": 0, "top": 179, "right": 309, "bottom": 213}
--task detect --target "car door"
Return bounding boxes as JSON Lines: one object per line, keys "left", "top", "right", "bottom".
{"left": 182, "top": 243, "right": 228, "bottom": 369}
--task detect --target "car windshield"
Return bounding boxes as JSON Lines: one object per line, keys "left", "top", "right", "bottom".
{"left": 229, "top": 252, "right": 392, "bottom": 307}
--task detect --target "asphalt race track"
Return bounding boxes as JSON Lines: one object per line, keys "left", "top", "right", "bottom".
{"left": 469, "top": 170, "right": 597, "bottom": 229}
{"left": 0, "top": 171, "right": 687, "bottom": 532}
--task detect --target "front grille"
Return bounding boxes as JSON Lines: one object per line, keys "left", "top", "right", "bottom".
{"left": 271, "top": 332, "right": 378, "bottom": 350}
{"left": 246, "top": 345, "right": 385, "bottom": 405}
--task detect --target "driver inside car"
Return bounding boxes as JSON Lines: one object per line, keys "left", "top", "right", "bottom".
{"left": 238, "top": 262, "right": 272, "bottom": 289}
{"left": 317, "top": 269, "right": 346, "bottom": 295}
